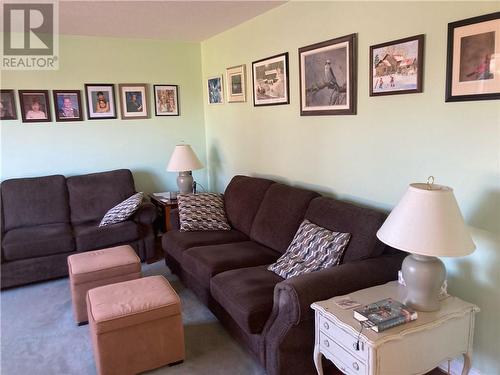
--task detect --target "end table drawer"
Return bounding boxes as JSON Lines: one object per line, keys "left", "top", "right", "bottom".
{"left": 320, "top": 332, "right": 366, "bottom": 375}
{"left": 319, "top": 315, "right": 367, "bottom": 361}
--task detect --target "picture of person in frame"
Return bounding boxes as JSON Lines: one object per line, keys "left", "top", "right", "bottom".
{"left": 57, "top": 95, "right": 80, "bottom": 119}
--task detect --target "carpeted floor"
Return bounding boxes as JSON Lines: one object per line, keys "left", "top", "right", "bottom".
{"left": 1, "top": 261, "right": 266, "bottom": 375}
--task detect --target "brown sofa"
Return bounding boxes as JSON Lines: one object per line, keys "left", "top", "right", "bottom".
{"left": 1, "top": 169, "right": 156, "bottom": 289}
{"left": 162, "top": 175, "right": 405, "bottom": 375}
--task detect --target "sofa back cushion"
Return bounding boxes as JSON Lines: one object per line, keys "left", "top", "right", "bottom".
{"left": 224, "top": 175, "right": 275, "bottom": 235}
{"left": 250, "top": 183, "right": 320, "bottom": 253}
{"left": 305, "top": 197, "right": 388, "bottom": 262}
{"left": 1, "top": 175, "right": 70, "bottom": 231}
{"left": 67, "top": 169, "right": 136, "bottom": 224}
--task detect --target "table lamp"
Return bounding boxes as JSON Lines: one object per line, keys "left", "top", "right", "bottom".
{"left": 166, "top": 144, "right": 203, "bottom": 194}
{"left": 376, "top": 177, "right": 475, "bottom": 312}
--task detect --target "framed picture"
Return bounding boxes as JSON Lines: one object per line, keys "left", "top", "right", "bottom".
{"left": 252, "top": 52, "right": 289, "bottom": 106}
{"left": 207, "top": 76, "right": 224, "bottom": 105}
{"left": 0, "top": 90, "right": 17, "bottom": 120}
{"left": 446, "top": 12, "right": 500, "bottom": 102}
{"left": 369, "top": 34, "right": 424, "bottom": 96}
{"left": 52, "top": 90, "right": 83, "bottom": 122}
{"left": 299, "top": 34, "right": 357, "bottom": 115}
{"left": 119, "top": 84, "right": 149, "bottom": 119}
{"left": 154, "top": 85, "right": 179, "bottom": 116}
{"left": 84, "top": 84, "right": 117, "bottom": 120}
{"left": 226, "top": 65, "right": 246, "bottom": 102}
{"left": 18, "top": 90, "right": 51, "bottom": 123}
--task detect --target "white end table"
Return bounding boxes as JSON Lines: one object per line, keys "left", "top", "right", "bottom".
{"left": 311, "top": 281, "right": 479, "bottom": 375}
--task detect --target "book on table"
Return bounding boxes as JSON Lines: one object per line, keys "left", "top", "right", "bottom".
{"left": 353, "top": 298, "right": 417, "bottom": 332}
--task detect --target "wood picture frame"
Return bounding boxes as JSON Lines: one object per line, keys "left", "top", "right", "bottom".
{"left": 53, "top": 90, "right": 83, "bottom": 122}
{"left": 445, "top": 12, "right": 500, "bottom": 102}
{"left": 0, "top": 89, "right": 17, "bottom": 120}
{"left": 118, "top": 83, "right": 149, "bottom": 119}
{"left": 18, "top": 90, "right": 51, "bottom": 123}
{"left": 84, "top": 84, "right": 117, "bottom": 120}
{"left": 226, "top": 64, "right": 246, "bottom": 103}
{"left": 153, "top": 84, "right": 179, "bottom": 116}
{"left": 299, "top": 34, "right": 357, "bottom": 116}
{"left": 252, "top": 52, "right": 290, "bottom": 107}
{"left": 369, "top": 34, "right": 424, "bottom": 96}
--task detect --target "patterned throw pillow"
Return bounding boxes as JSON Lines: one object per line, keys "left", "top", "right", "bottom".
{"left": 99, "top": 192, "right": 144, "bottom": 227}
{"left": 268, "top": 219, "right": 351, "bottom": 279}
{"left": 178, "top": 193, "right": 231, "bottom": 231}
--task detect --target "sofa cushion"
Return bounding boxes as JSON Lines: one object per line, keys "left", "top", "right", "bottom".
{"left": 99, "top": 192, "right": 144, "bottom": 227}
{"left": 305, "top": 197, "right": 388, "bottom": 262}
{"left": 250, "top": 183, "right": 320, "bottom": 253}
{"left": 211, "top": 265, "right": 283, "bottom": 334}
{"left": 1, "top": 175, "right": 70, "bottom": 231}
{"left": 67, "top": 169, "right": 136, "bottom": 225}
{"left": 182, "top": 241, "right": 280, "bottom": 286}
{"left": 178, "top": 193, "right": 231, "bottom": 231}
{"left": 224, "top": 175, "right": 275, "bottom": 235}
{"left": 162, "top": 229, "right": 248, "bottom": 264}
{"left": 2, "top": 223, "right": 74, "bottom": 261}
{"left": 268, "top": 219, "right": 351, "bottom": 279}
{"left": 74, "top": 220, "right": 139, "bottom": 252}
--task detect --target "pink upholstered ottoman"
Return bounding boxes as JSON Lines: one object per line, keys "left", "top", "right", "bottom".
{"left": 87, "top": 276, "right": 185, "bottom": 375}
{"left": 68, "top": 245, "right": 141, "bottom": 324}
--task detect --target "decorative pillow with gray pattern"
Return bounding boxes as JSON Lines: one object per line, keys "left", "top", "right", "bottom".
{"left": 178, "top": 193, "right": 231, "bottom": 231}
{"left": 99, "top": 192, "right": 144, "bottom": 227}
{"left": 268, "top": 219, "right": 351, "bottom": 279}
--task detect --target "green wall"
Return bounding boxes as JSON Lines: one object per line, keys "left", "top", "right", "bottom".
{"left": 0, "top": 35, "right": 207, "bottom": 192}
{"left": 201, "top": 2, "right": 499, "bottom": 373}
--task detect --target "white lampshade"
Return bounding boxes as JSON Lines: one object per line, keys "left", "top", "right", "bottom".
{"left": 377, "top": 183, "right": 475, "bottom": 257}
{"left": 166, "top": 144, "right": 203, "bottom": 172}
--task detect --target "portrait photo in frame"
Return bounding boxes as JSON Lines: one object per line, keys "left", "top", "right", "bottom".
{"left": 252, "top": 52, "right": 289, "bottom": 106}
{"left": 299, "top": 34, "right": 357, "bottom": 115}
{"left": 226, "top": 65, "right": 246, "bottom": 103}
{"left": 154, "top": 85, "right": 179, "bottom": 116}
{"left": 446, "top": 12, "right": 500, "bottom": 102}
{"left": 18, "top": 90, "right": 51, "bottom": 123}
{"left": 119, "top": 84, "right": 149, "bottom": 119}
{"left": 0, "top": 89, "right": 17, "bottom": 120}
{"left": 53, "top": 90, "right": 83, "bottom": 122}
{"left": 84, "top": 84, "right": 117, "bottom": 119}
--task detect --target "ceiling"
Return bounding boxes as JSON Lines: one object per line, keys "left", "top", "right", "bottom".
{"left": 57, "top": 1, "right": 286, "bottom": 42}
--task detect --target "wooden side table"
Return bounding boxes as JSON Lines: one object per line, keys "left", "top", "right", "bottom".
{"left": 148, "top": 194, "right": 178, "bottom": 233}
{"left": 311, "top": 281, "right": 479, "bottom": 375}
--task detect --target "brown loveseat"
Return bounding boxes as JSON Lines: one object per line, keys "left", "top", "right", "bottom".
{"left": 162, "top": 175, "right": 405, "bottom": 375}
{"left": 1, "top": 169, "right": 156, "bottom": 289}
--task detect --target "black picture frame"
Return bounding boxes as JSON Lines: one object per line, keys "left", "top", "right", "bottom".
{"left": 252, "top": 52, "right": 290, "bottom": 107}
{"left": 299, "top": 34, "right": 357, "bottom": 116}
{"left": 53, "top": 90, "right": 83, "bottom": 122}
{"left": 369, "top": 34, "right": 424, "bottom": 96}
{"left": 153, "top": 84, "right": 180, "bottom": 116}
{"left": 445, "top": 12, "right": 500, "bottom": 102}
{"left": 0, "top": 89, "right": 17, "bottom": 120}
{"left": 84, "top": 83, "right": 117, "bottom": 120}
{"left": 18, "top": 90, "right": 51, "bottom": 123}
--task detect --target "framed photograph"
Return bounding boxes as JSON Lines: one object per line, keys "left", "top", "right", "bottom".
{"left": 154, "top": 85, "right": 179, "bottom": 116}
{"left": 252, "top": 52, "right": 289, "bottom": 106}
{"left": 299, "top": 34, "right": 357, "bottom": 115}
{"left": 18, "top": 90, "right": 51, "bottom": 123}
{"left": 119, "top": 84, "right": 149, "bottom": 119}
{"left": 226, "top": 65, "right": 246, "bottom": 102}
{"left": 52, "top": 90, "right": 83, "bottom": 122}
{"left": 370, "top": 34, "right": 424, "bottom": 96}
{"left": 0, "top": 90, "right": 17, "bottom": 120}
{"left": 84, "top": 84, "right": 117, "bottom": 120}
{"left": 446, "top": 12, "right": 500, "bottom": 102}
{"left": 207, "top": 76, "right": 224, "bottom": 105}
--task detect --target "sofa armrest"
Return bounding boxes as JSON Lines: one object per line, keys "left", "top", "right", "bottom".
{"left": 133, "top": 202, "right": 157, "bottom": 225}
{"left": 170, "top": 208, "right": 180, "bottom": 231}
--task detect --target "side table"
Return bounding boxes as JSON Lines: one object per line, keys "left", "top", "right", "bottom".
{"left": 148, "top": 194, "right": 178, "bottom": 233}
{"left": 311, "top": 281, "right": 479, "bottom": 375}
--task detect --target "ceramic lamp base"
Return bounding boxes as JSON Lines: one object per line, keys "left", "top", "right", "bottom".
{"left": 402, "top": 254, "right": 446, "bottom": 312}
{"left": 177, "top": 171, "right": 193, "bottom": 194}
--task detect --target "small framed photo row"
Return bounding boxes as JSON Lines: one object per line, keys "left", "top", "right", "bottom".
{"left": 369, "top": 34, "right": 424, "bottom": 96}
{"left": 84, "top": 84, "right": 117, "bottom": 120}
{"left": 252, "top": 52, "right": 290, "bottom": 106}
{"left": 18, "top": 90, "right": 51, "bottom": 123}
{"left": 53, "top": 90, "right": 83, "bottom": 121}
{"left": 0, "top": 89, "right": 17, "bottom": 120}
{"left": 299, "top": 34, "right": 357, "bottom": 115}
{"left": 154, "top": 85, "right": 179, "bottom": 116}
{"left": 119, "top": 84, "right": 149, "bottom": 119}
{"left": 226, "top": 64, "right": 246, "bottom": 103}
{"left": 207, "top": 75, "right": 224, "bottom": 105}
{"left": 446, "top": 11, "right": 500, "bottom": 102}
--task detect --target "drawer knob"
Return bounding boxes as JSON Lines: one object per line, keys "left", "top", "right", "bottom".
{"left": 323, "top": 322, "right": 329, "bottom": 329}
{"left": 353, "top": 362, "right": 359, "bottom": 371}
{"left": 323, "top": 339, "right": 330, "bottom": 347}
